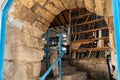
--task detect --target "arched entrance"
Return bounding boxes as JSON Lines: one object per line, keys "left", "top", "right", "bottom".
{"left": 0, "top": 0, "right": 118, "bottom": 80}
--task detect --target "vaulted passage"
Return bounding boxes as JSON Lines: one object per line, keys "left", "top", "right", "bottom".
{"left": 2, "top": 0, "right": 117, "bottom": 80}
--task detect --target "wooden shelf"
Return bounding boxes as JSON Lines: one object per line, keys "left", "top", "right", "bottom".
{"left": 72, "top": 47, "right": 109, "bottom": 52}
{"left": 71, "top": 18, "right": 104, "bottom": 27}
{"left": 71, "top": 27, "right": 108, "bottom": 35}
{"left": 71, "top": 37, "right": 109, "bottom": 44}
{"left": 71, "top": 13, "right": 93, "bottom": 20}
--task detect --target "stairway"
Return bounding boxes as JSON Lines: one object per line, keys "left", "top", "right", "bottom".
{"left": 47, "top": 59, "right": 89, "bottom": 80}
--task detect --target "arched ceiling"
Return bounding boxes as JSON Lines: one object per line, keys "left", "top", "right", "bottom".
{"left": 7, "top": 0, "right": 112, "bottom": 36}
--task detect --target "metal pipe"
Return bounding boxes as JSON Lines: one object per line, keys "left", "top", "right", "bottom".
{"left": 45, "top": 30, "right": 50, "bottom": 69}
{"left": 58, "top": 34, "right": 63, "bottom": 80}
{"left": 40, "top": 51, "right": 65, "bottom": 80}
{"left": 0, "top": 0, "right": 14, "bottom": 80}
{"left": 112, "top": 0, "right": 120, "bottom": 79}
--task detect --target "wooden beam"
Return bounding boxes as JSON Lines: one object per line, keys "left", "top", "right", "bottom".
{"left": 62, "top": 11, "right": 68, "bottom": 24}
{"left": 71, "top": 18, "right": 104, "bottom": 27}
{"left": 72, "top": 13, "right": 93, "bottom": 20}
{"left": 71, "top": 27, "right": 108, "bottom": 35}
{"left": 72, "top": 47, "right": 109, "bottom": 52}
{"left": 71, "top": 37, "right": 109, "bottom": 43}
{"left": 57, "top": 15, "right": 63, "bottom": 25}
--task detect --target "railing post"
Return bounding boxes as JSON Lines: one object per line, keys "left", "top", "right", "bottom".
{"left": 58, "top": 34, "right": 63, "bottom": 80}
{"left": 0, "top": 0, "right": 14, "bottom": 80}
{"left": 112, "top": 0, "right": 120, "bottom": 79}
{"left": 45, "top": 30, "right": 50, "bottom": 69}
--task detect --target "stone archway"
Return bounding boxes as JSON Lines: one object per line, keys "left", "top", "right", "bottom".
{"left": 3, "top": 0, "right": 115, "bottom": 80}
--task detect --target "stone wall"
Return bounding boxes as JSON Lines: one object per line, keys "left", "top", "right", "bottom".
{"left": 71, "top": 58, "right": 109, "bottom": 80}
{"left": 4, "top": 17, "right": 45, "bottom": 80}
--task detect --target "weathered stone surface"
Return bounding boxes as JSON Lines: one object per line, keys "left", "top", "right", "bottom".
{"left": 105, "top": 0, "right": 113, "bottom": 16}
{"left": 18, "top": 0, "right": 34, "bottom": 9}
{"left": 4, "top": 61, "right": 41, "bottom": 80}
{"left": 8, "top": 17, "right": 23, "bottom": 29}
{"left": 65, "top": 0, "right": 76, "bottom": 9}
{"left": 71, "top": 59, "right": 109, "bottom": 80}
{"left": 34, "top": 0, "right": 47, "bottom": 6}
{"left": 4, "top": 61, "right": 15, "bottom": 80}
{"left": 76, "top": 0, "right": 85, "bottom": 8}
{"left": 60, "top": 0, "right": 69, "bottom": 9}
{"left": 5, "top": 24, "right": 18, "bottom": 60}
{"left": 45, "top": 3, "right": 60, "bottom": 15}
{"left": 22, "top": 22, "right": 44, "bottom": 37}
{"left": 14, "top": 63, "right": 28, "bottom": 80}
{"left": 84, "top": 0, "right": 94, "bottom": 12}
{"left": 15, "top": 46, "right": 44, "bottom": 62}
{"left": 55, "top": 72, "right": 87, "bottom": 80}
{"left": 34, "top": 6, "right": 55, "bottom": 22}
{"left": 32, "top": 63, "right": 41, "bottom": 78}
{"left": 95, "top": 0, "right": 105, "bottom": 16}
{"left": 9, "top": 1, "right": 37, "bottom": 24}
{"left": 50, "top": 48, "right": 59, "bottom": 77}
{"left": 52, "top": 0, "right": 65, "bottom": 11}
{"left": 63, "top": 73, "right": 87, "bottom": 80}
{"left": 37, "top": 17, "right": 50, "bottom": 27}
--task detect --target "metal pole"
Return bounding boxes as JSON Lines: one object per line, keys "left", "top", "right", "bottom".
{"left": 40, "top": 50, "right": 65, "bottom": 80}
{"left": 58, "top": 34, "right": 63, "bottom": 80}
{"left": 112, "top": 0, "right": 120, "bottom": 79}
{"left": 45, "top": 30, "right": 49, "bottom": 69}
{"left": 0, "top": 0, "right": 14, "bottom": 80}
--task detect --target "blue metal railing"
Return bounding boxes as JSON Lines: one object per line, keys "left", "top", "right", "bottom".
{"left": 45, "top": 30, "right": 50, "bottom": 69}
{"left": 40, "top": 34, "right": 66, "bottom": 80}
{"left": 112, "top": 0, "right": 120, "bottom": 79}
{"left": 0, "top": 0, "right": 14, "bottom": 80}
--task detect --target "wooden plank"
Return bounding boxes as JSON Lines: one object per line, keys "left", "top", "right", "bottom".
{"left": 72, "top": 47, "right": 109, "bottom": 52}
{"left": 62, "top": 11, "right": 68, "bottom": 24}
{"left": 85, "top": 15, "right": 90, "bottom": 22}
{"left": 58, "top": 13, "right": 66, "bottom": 25}
{"left": 71, "top": 37, "right": 109, "bottom": 43}
{"left": 64, "top": 10, "right": 69, "bottom": 24}
{"left": 71, "top": 27, "right": 108, "bottom": 35}
{"left": 71, "top": 12, "right": 93, "bottom": 20}
{"left": 57, "top": 15, "right": 63, "bottom": 25}
{"left": 71, "top": 18, "right": 104, "bottom": 27}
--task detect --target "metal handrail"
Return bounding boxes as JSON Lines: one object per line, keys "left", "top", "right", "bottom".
{"left": 40, "top": 34, "right": 67, "bottom": 80}
{"left": 40, "top": 51, "right": 66, "bottom": 80}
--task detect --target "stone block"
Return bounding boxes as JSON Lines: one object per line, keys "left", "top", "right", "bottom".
{"left": 65, "top": 0, "right": 76, "bottom": 9}
{"left": 53, "top": 0, "right": 65, "bottom": 11}
{"left": 34, "top": 0, "right": 47, "bottom": 6}
{"left": 4, "top": 61, "right": 41, "bottom": 80}
{"left": 76, "top": 0, "right": 85, "bottom": 8}
{"left": 32, "top": 63, "right": 41, "bottom": 78}
{"left": 84, "top": 0, "right": 94, "bottom": 12}
{"left": 95, "top": 0, "right": 105, "bottom": 16}
{"left": 14, "top": 63, "right": 27, "bottom": 80}
{"left": 18, "top": 0, "right": 35, "bottom": 9}
{"left": 60, "top": 0, "right": 69, "bottom": 9}
{"left": 5, "top": 25, "right": 18, "bottom": 60}
{"left": 22, "top": 22, "right": 44, "bottom": 37}
{"left": 15, "top": 46, "right": 44, "bottom": 62}
{"left": 4, "top": 61, "right": 15, "bottom": 80}
{"left": 37, "top": 17, "right": 50, "bottom": 27}
{"left": 45, "top": 3, "right": 60, "bottom": 15}
{"left": 34, "top": 6, "right": 55, "bottom": 22}
{"left": 50, "top": 49, "right": 59, "bottom": 77}
{"left": 105, "top": 0, "right": 113, "bottom": 16}
{"left": 9, "top": 2, "right": 36, "bottom": 24}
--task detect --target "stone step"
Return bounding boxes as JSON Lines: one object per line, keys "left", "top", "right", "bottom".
{"left": 48, "top": 72, "right": 88, "bottom": 80}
